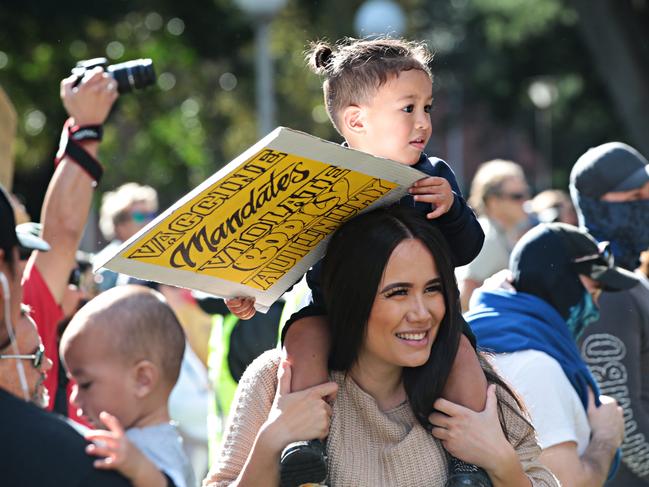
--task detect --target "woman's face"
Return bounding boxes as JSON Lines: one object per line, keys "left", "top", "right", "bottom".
{"left": 486, "top": 176, "right": 530, "bottom": 227}
{"left": 361, "top": 238, "right": 446, "bottom": 369}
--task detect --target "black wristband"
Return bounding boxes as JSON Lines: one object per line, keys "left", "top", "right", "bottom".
{"left": 64, "top": 139, "right": 104, "bottom": 183}
{"left": 69, "top": 124, "right": 103, "bottom": 142}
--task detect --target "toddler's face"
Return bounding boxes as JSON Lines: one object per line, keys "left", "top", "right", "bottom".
{"left": 352, "top": 69, "right": 433, "bottom": 166}
{"left": 62, "top": 327, "right": 139, "bottom": 429}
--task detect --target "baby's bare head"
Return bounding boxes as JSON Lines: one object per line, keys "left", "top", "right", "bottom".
{"left": 62, "top": 285, "right": 185, "bottom": 389}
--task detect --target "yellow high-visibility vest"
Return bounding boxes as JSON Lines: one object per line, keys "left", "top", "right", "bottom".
{"left": 207, "top": 312, "right": 239, "bottom": 465}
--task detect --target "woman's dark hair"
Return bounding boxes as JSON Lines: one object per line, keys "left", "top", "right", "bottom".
{"left": 306, "top": 37, "right": 433, "bottom": 135}
{"left": 321, "top": 206, "right": 462, "bottom": 430}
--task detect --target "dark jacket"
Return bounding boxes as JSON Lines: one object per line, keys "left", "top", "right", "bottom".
{"left": 0, "top": 388, "right": 133, "bottom": 487}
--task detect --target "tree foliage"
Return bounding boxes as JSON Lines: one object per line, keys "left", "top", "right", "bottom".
{"left": 1, "top": 0, "right": 647, "bottom": 218}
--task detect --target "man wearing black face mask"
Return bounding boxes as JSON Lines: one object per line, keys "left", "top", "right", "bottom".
{"left": 571, "top": 142, "right": 649, "bottom": 486}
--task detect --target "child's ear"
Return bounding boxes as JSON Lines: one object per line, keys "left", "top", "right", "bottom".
{"left": 341, "top": 105, "right": 365, "bottom": 134}
{"left": 132, "top": 360, "right": 159, "bottom": 398}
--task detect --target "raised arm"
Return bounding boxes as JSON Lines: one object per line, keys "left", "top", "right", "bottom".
{"left": 35, "top": 68, "right": 118, "bottom": 303}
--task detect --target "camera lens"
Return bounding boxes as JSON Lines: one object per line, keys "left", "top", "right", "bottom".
{"left": 107, "top": 59, "right": 156, "bottom": 94}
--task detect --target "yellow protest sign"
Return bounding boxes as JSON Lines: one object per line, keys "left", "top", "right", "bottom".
{"left": 98, "top": 128, "right": 424, "bottom": 311}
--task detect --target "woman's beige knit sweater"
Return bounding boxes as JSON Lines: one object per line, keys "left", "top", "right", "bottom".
{"left": 204, "top": 350, "right": 559, "bottom": 487}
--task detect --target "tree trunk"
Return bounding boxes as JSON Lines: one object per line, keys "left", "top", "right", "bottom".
{"left": 570, "top": 0, "right": 649, "bottom": 156}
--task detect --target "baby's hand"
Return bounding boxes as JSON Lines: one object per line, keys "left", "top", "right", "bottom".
{"left": 226, "top": 297, "right": 257, "bottom": 320}
{"left": 409, "top": 176, "right": 454, "bottom": 219}
{"left": 86, "top": 411, "right": 168, "bottom": 486}
{"left": 85, "top": 411, "right": 139, "bottom": 477}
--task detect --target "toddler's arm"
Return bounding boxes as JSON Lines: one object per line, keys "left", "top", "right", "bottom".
{"left": 412, "top": 158, "right": 485, "bottom": 266}
{"left": 225, "top": 275, "right": 330, "bottom": 394}
{"left": 85, "top": 411, "right": 170, "bottom": 487}
{"left": 441, "top": 334, "right": 488, "bottom": 412}
{"left": 283, "top": 315, "right": 331, "bottom": 393}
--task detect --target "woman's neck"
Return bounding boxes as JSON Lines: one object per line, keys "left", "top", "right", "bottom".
{"left": 350, "top": 353, "right": 406, "bottom": 411}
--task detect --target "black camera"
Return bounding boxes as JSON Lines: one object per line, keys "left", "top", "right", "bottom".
{"left": 72, "top": 57, "right": 156, "bottom": 94}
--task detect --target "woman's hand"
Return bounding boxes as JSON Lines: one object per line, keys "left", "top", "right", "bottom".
{"left": 260, "top": 360, "right": 338, "bottom": 453}
{"left": 429, "top": 384, "right": 518, "bottom": 475}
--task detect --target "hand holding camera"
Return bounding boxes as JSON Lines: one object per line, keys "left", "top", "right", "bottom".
{"left": 56, "top": 57, "right": 157, "bottom": 182}
{"left": 60, "top": 67, "right": 118, "bottom": 127}
{"left": 62, "top": 57, "right": 156, "bottom": 126}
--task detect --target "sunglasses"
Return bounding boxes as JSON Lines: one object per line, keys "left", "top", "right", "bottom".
{"left": 0, "top": 343, "right": 45, "bottom": 368}
{"left": 496, "top": 192, "right": 528, "bottom": 201}
{"left": 573, "top": 241, "right": 614, "bottom": 268}
{"left": 131, "top": 211, "right": 156, "bottom": 224}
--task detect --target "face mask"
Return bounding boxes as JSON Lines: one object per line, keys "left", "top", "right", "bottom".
{"left": 574, "top": 192, "right": 649, "bottom": 270}
{"left": 566, "top": 289, "right": 600, "bottom": 340}
{"left": 0, "top": 271, "right": 30, "bottom": 402}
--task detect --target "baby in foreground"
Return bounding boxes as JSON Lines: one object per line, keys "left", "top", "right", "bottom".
{"left": 60, "top": 285, "right": 195, "bottom": 487}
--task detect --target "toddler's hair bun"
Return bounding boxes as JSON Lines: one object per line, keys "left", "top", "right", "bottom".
{"left": 315, "top": 44, "right": 333, "bottom": 69}
{"left": 308, "top": 42, "right": 334, "bottom": 74}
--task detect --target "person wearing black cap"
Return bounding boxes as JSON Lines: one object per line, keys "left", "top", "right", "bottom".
{"left": 1, "top": 184, "right": 132, "bottom": 487}
{"left": 466, "top": 223, "right": 637, "bottom": 487}
{"left": 571, "top": 142, "right": 649, "bottom": 486}
{"left": 571, "top": 142, "right": 649, "bottom": 269}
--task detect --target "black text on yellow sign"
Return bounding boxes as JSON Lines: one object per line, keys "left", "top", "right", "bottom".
{"left": 125, "top": 149, "right": 396, "bottom": 290}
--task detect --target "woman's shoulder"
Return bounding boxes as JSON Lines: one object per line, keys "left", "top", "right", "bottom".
{"left": 222, "top": 349, "right": 281, "bottom": 442}
{"left": 491, "top": 380, "right": 544, "bottom": 461}
{"left": 242, "top": 348, "right": 281, "bottom": 375}
{"left": 237, "top": 348, "right": 282, "bottom": 395}
{"left": 329, "top": 369, "right": 346, "bottom": 388}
